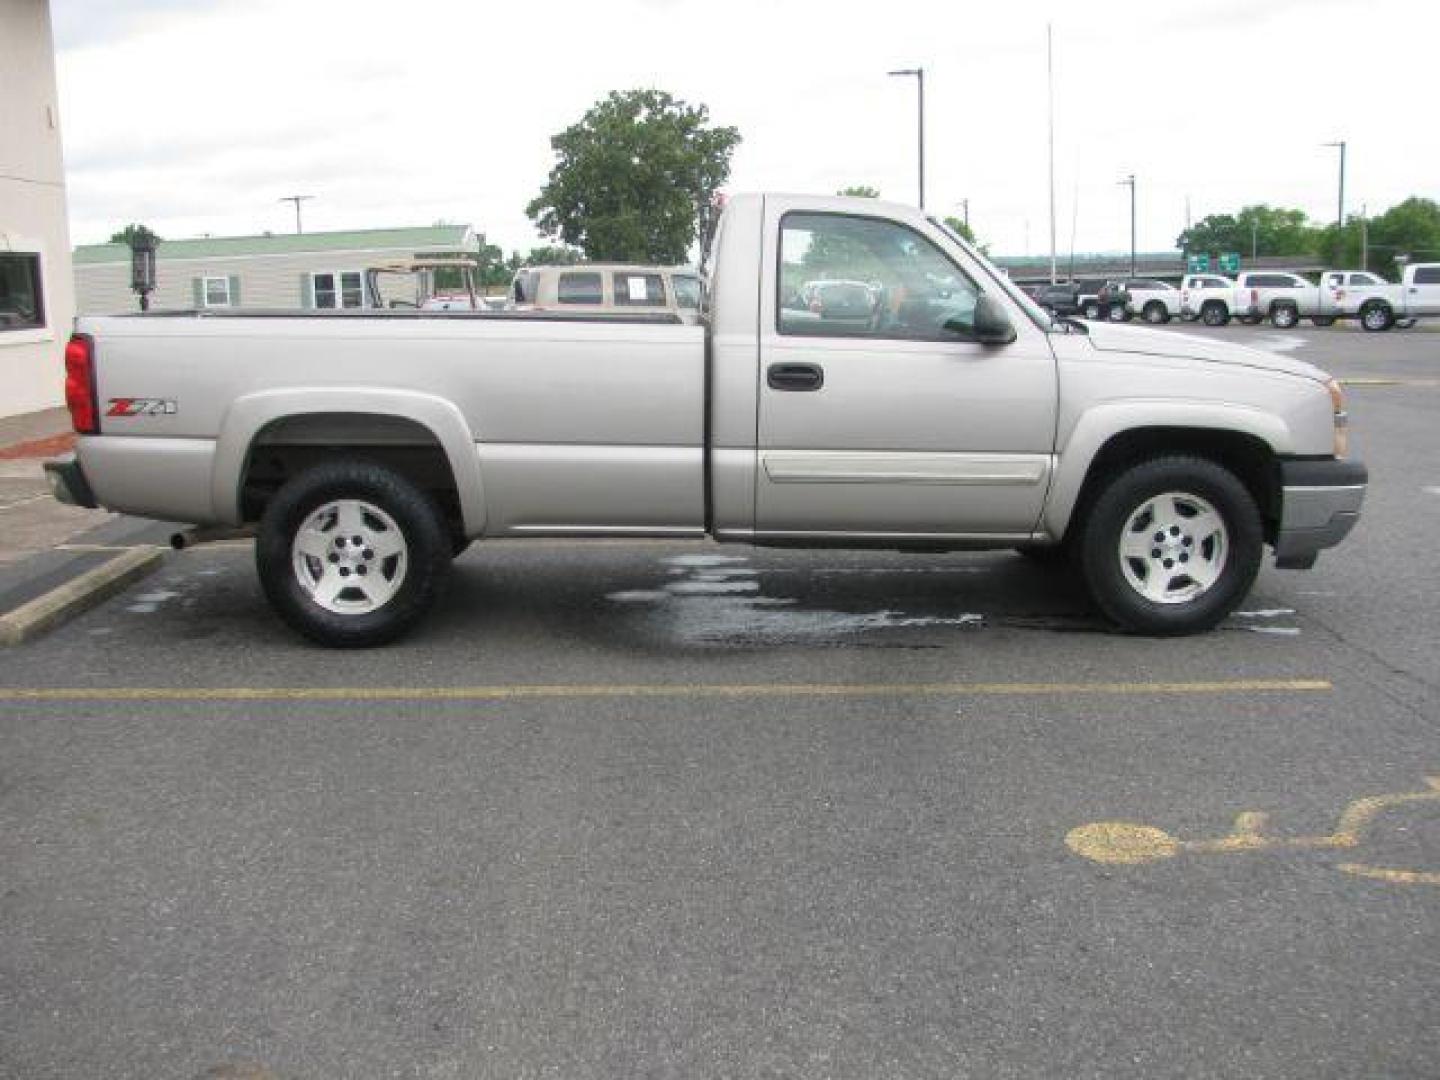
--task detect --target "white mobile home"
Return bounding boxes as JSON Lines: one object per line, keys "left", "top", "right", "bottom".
{"left": 74, "top": 225, "right": 475, "bottom": 315}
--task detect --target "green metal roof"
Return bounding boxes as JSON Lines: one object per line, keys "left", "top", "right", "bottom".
{"left": 74, "top": 225, "right": 472, "bottom": 264}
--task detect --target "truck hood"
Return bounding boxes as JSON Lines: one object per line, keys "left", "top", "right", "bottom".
{"left": 1082, "top": 321, "right": 1329, "bottom": 383}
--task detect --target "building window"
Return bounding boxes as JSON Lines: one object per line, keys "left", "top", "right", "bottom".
{"left": 203, "top": 276, "right": 232, "bottom": 307}
{"left": 311, "top": 271, "right": 365, "bottom": 309}
{"left": 0, "top": 253, "right": 45, "bottom": 332}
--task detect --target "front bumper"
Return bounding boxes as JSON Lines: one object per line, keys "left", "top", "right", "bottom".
{"left": 43, "top": 453, "right": 99, "bottom": 509}
{"left": 1273, "top": 457, "right": 1367, "bottom": 569}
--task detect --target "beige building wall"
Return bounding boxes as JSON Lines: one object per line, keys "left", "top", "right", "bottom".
{"left": 0, "top": 0, "right": 75, "bottom": 419}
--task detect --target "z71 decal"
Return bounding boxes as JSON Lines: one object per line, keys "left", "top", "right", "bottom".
{"left": 107, "top": 398, "right": 177, "bottom": 417}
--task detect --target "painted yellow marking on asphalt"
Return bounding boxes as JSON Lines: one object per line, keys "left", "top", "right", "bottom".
{"left": 1339, "top": 864, "right": 1440, "bottom": 887}
{"left": 1341, "top": 377, "right": 1440, "bottom": 387}
{"left": 0, "top": 677, "right": 1332, "bottom": 703}
{"left": 1067, "top": 776, "right": 1440, "bottom": 887}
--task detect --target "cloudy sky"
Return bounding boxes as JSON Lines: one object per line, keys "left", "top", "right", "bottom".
{"left": 52, "top": 0, "right": 1438, "bottom": 258}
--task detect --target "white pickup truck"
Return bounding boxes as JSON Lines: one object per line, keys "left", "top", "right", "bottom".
{"left": 48, "top": 194, "right": 1366, "bottom": 646}
{"left": 1319, "top": 264, "right": 1440, "bottom": 331}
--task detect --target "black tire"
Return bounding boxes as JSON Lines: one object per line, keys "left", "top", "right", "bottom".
{"left": 1359, "top": 301, "right": 1395, "bottom": 332}
{"left": 1083, "top": 301, "right": 1101, "bottom": 320}
{"left": 1311, "top": 315, "right": 1336, "bottom": 327}
{"left": 1108, "top": 303, "right": 1129, "bottom": 322}
{"left": 1142, "top": 301, "right": 1170, "bottom": 324}
{"left": 1076, "top": 456, "right": 1263, "bottom": 635}
{"left": 256, "top": 460, "right": 452, "bottom": 647}
{"left": 1269, "top": 303, "right": 1299, "bottom": 329}
{"left": 1201, "top": 302, "right": 1230, "bottom": 327}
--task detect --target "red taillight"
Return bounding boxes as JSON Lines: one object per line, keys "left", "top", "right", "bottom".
{"left": 64, "top": 333, "right": 98, "bottom": 435}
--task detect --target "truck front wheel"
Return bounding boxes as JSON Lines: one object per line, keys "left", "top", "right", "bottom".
{"left": 256, "top": 460, "right": 452, "bottom": 647}
{"left": 1077, "top": 456, "right": 1262, "bottom": 635}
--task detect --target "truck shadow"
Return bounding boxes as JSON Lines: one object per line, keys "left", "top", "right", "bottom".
{"left": 434, "top": 547, "right": 1104, "bottom": 650}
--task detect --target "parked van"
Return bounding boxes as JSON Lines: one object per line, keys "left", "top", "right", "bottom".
{"left": 510, "top": 264, "right": 701, "bottom": 321}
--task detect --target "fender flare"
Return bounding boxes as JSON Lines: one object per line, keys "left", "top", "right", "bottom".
{"left": 212, "top": 387, "right": 487, "bottom": 536}
{"left": 1043, "top": 401, "right": 1291, "bottom": 538}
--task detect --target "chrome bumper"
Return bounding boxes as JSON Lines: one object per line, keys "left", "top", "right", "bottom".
{"left": 1273, "top": 458, "right": 1367, "bottom": 569}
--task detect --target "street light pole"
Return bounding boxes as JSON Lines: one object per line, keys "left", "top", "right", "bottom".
{"left": 1118, "top": 174, "right": 1136, "bottom": 277}
{"left": 279, "top": 194, "right": 314, "bottom": 235}
{"left": 888, "top": 67, "right": 925, "bottom": 210}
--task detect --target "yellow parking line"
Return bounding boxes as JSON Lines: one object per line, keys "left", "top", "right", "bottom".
{"left": 0, "top": 678, "right": 1331, "bottom": 703}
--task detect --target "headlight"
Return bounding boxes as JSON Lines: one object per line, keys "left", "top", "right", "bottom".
{"left": 1326, "top": 377, "right": 1349, "bottom": 458}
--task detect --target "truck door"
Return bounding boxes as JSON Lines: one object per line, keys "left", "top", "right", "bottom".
{"left": 754, "top": 205, "right": 1057, "bottom": 539}
{"left": 1408, "top": 265, "right": 1440, "bottom": 316}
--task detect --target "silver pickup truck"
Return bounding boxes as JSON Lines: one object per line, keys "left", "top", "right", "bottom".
{"left": 48, "top": 194, "right": 1366, "bottom": 646}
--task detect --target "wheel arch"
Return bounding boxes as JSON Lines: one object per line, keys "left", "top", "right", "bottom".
{"left": 213, "top": 388, "right": 486, "bottom": 537}
{"left": 1045, "top": 411, "right": 1286, "bottom": 544}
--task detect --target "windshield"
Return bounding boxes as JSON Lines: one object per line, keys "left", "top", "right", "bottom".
{"left": 931, "top": 218, "right": 1056, "bottom": 330}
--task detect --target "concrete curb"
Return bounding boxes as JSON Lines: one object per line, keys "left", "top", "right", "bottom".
{"left": 0, "top": 546, "right": 165, "bottom": 646}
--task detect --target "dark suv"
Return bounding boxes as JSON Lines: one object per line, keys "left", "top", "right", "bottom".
{"left": 1033, "top": 282, "right": 1082, "bottom": 317}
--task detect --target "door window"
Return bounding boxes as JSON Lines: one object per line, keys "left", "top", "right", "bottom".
{"left": 778, "top": 213, "right": 981, "bottom": 340}
{"left": 557, "top": 272, "right": 604, "bottom": 304}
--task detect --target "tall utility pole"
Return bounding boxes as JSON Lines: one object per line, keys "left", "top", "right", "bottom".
{"left": 1119, "top": 174, "right": 1136, "bottom": 277}
{"left": 1322, "top": 141, "right": 1346, "bottom": 231}
{"left": 888, "top": 67, "right": 925, "bottom": 210}
{"left": 1046, "top": 24, "right": 1057, "bottom": 284}
{"left": 279, "top": 195, "right": 314, "bottom": 235}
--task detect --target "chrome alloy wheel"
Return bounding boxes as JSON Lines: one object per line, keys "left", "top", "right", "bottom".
{"left": 291, "top": 499, "right": 408, "bottom": 614}
{"left": 1117, "top": 491, "right": 1228, "bottom": 605}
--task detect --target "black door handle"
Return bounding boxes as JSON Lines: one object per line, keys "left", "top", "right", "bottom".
{"left": 767, "top": 362, "right": 824, "bottom": 391}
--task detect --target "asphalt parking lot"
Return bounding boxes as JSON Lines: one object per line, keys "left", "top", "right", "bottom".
{"left": 2, "top": 324, "right": 1437, "bottom": 1079}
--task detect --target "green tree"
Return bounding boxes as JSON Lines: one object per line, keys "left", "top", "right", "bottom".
{"left": 108, "top": 223, "right": 161, "bottom": 246}
{"left": 1176, "top": 206, "right": 1318, "bottom": 259}
{"left": 527, "top": 88, "right": 741, "bottom": 263}
{"left": 519, "top": 244, "right": 585, "bottom": 267}
{"left": 838, "top": 185, "right": 880, "bottom": 198}
{"left": 1313, "top": 198, "right": 1440, "bottom": 277}
{"left": 1368, "top": 197, "right": 1440, "bottom": 278}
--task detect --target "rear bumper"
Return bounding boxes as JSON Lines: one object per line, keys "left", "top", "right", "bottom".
{"left": 1273, "top": 458, "right": 1367, "bottom": 569}
{"left": 43, "top": 454, "right": 99, "bottom": 509}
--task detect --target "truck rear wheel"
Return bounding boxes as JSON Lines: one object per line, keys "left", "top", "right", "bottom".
{"left": 1360, "top": 302, "right": 1395, "bottom": 332}
{"left": 256, "top": 460, "right": 452, "bottom": 647}
{"left": 1077, "top": 456, "right": 1262, "bottom": 635}
{"left": 1142, "top": 301, "right": 1170, "bottom": 324}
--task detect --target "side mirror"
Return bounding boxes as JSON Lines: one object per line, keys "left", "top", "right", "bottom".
{"left": 973, "top": 293, "right": 1017, "bottom": 345}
